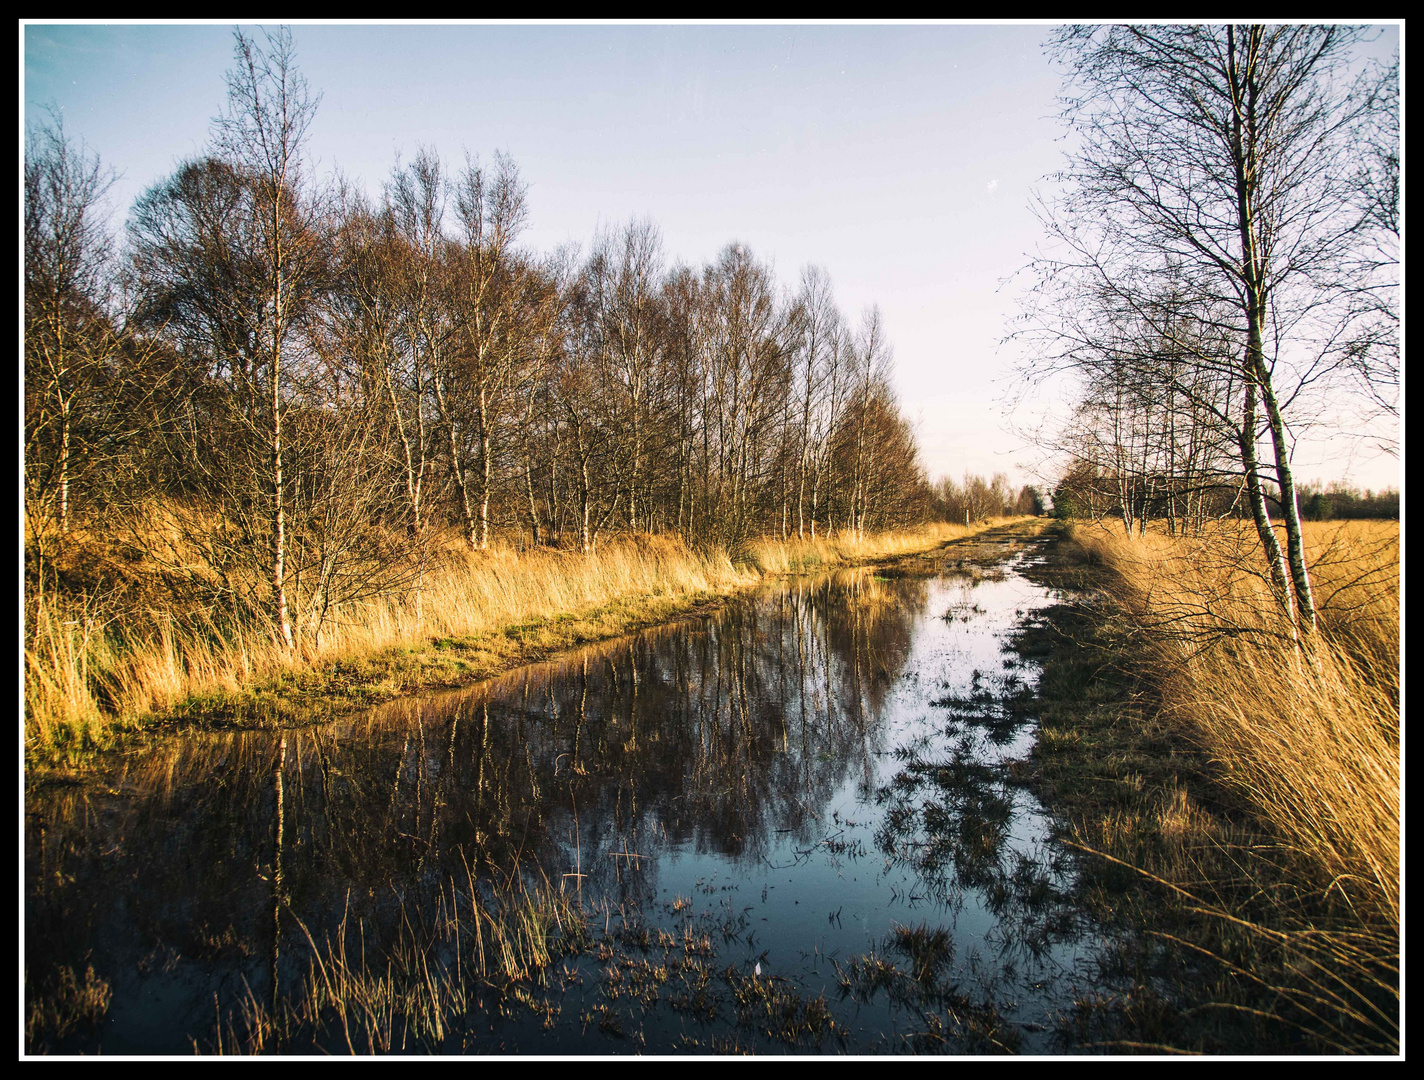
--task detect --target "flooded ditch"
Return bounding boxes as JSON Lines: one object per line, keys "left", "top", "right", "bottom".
{"left": 26, "top": 524, "right": 1114, "bottom": 1055}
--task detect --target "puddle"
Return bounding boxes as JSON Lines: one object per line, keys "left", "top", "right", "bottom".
{"left": 26, "top": 531, "right": 1103, "bottom": 1054}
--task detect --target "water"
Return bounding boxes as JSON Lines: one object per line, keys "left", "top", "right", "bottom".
{"left": 26, "top": 528, "right": 1103, "bottom": 1054}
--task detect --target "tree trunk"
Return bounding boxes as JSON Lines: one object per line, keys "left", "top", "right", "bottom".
{"left": 1237, "top": 382, "right": 1297, "bottom": 634}
{"left": 1228, "top": 23, "right": 1315, "bottom": 635}
{"left": 1256, "top": 366, "right": 1317, "bottom": 634}
{"left": 476, "top": 387, "right": 492, "bottom": 550}
{"left": 271, "top": 244, "right": 293, "bottom": 650}
{"left": 57, "top": 400, "right": 71, "bottom": 536}
{"left": 447, "top": 415, "right": 478, "bottom": 549}
{"left": 525, "top": 456, "right": 541, "bottom": 548}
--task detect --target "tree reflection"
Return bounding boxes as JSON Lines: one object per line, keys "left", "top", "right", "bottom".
{"left": 25, "top": 568, "right": 929, "bottom": 1052}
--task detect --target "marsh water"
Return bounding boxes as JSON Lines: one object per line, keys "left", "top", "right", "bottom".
{"left": 26, "top": 526, "right": 1104, "bottom": 1055}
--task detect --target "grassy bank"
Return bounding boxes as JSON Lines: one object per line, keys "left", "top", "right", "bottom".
{"left": 1017, "top": 520, "right": 1399, "bottom": 1053}
{"left": 25, "top": 519, "right": 1022, "bottom": 772}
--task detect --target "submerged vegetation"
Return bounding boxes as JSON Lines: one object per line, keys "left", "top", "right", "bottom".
{"left": 207, "top": 871, "right": 593, "bottom": 1055}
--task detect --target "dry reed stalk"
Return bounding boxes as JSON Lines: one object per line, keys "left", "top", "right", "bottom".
{"left": 203, "top": 871, "right": 584, "bottom": 1054}
{"left": 27, "top": 520, "right": 1016, "bottom": 760}
{"left": 1068, "top": 520, "right": 1400, "bottom": 928}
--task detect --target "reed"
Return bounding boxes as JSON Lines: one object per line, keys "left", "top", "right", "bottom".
{"left": 1068, "top": 520, "right": 1400, "bottom": 927}
{"left": 210, "top": 870, "right": 588, "bottom": 1055}
{"left": 25, "top": 963, "right": 113, "bottom": 1050}
{"left": 26, "top": 519, "right": 1021, "bottom": 765}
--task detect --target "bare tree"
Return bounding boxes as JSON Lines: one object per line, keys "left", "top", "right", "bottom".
{"left": 578, "top": 220, "right": 670, "bottom": 534}
{"left": 1344, "top": 53, "right": 1400, "bottom": 438}
{"left": 1030, "top": 25, "right": 1397, "bottom": 634}
{"left": 844, "top": 306, "right": 894, "bottom": 540}
{"left": 790, "top": 266, "right": 841, "bottom": 539}
{"left": 213, "top": 26, "right": 324, "bottom": 648}
{"left": 695, "top": 243, "right": 797, "bottom": 546}
{"left": 661, "top": 263, "right": 706, "bottom": 537}
{"left": 440, "top": 151, "right": 534, "bottom": 549}
{"left": 808, "top": 317, "right": 849, "bottom": 539}
{"left": 126, "top": 29, "right": 327, "bottom": 645}
{"left": 374, "top": 147, "right": 452, "bottom": 535}
{"left": 24, "top": 113, "right": 121, "bottom": 540}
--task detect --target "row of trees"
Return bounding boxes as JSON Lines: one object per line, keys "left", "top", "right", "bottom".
{"left": 1298, "top": 482, "right": 1399, "bottom": 522}
{"left": 1017, "top": 25, "right": 1398, "bottom": 637}
{"left": 1055, "top": 461, "right": 1401, "bottom": 528}
{"left": 934, "top": 473, "right": 1042, "bottom": 523}
{"left": 25, "top": 29, "right": 943, "bottom": 646}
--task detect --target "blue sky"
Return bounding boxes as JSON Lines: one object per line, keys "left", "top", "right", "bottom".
{"left": 22, "top": 21, "right": 1402, "bottom": 493}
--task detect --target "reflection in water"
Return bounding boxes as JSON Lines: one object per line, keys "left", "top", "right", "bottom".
{"left": 26, "top": 548, "right": 1092, "bottom": 1054}
{"left": 271, "top": 736, "right": 285, "bottom": 1015}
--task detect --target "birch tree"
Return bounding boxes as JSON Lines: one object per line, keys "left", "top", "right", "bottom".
{"left": 1034, "top": 24, "right": 1397, "bottom": 634}
{"left": 24, "top": 115, "right": 120, "bottom": 541}
{"left": 444, "top": 152, "right": 532, "bottom": 549}
{"left": 790, "top": 265, "right": 841, "bottom": 539}
{"left": 213, "top": 26, "right": 323, "bottom": 648}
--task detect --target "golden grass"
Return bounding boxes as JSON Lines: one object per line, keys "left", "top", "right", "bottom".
{"left": 25, "top": 519, "right": 1023, "bottom": 765}
{"left": 741, "top": 519, "right": 1017, "bottom": 575}
{"left": 210, "top": 870, "right": 588, "bottom": 1055}
{"left": 1068, "top": 519, "right": 1400, "bottom": 928}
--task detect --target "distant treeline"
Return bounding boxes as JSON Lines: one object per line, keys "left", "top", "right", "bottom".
{"left": 1296, "top": 483, "right": 1399, "bottom": 521}
{"left": 934, "top": 473, "right": 1043, "bottom": 522}
{"left": 1052, "top": 464, "right": 1398, "bottom": 525}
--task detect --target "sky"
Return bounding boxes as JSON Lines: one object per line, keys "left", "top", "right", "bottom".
{"left": 22, "top": 20, "right": 1402, "bottom": 495}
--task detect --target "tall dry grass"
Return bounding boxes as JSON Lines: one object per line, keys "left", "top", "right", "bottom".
{"left": 25, "top": 520, "right": 1013, "bottom": 762}
{"left": 1069, "top": 519, "right": 1400, "bottom": 928}
{"left": 197, "top": 867, "right": 588, "bottom": 1054}
{"left": 25, "top": 531, "right": 743, "bottom": 758}
{"left": 741, "top": 519, "right": 1017, "bottom": 575}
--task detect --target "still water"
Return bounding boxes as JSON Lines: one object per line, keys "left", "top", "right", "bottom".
{"left": 26, "top": 530, "right": 1102, "bottom": 1054}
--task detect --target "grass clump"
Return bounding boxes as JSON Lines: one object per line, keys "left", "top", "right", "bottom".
{"left": 25, "top": 962, "right": 113, "bottom": 1052}
{"left": 1017, "top": 521, "right": 1399, "bottom": 1054}
{"left": 207, "top": 869, "right": 589, "bottom": 1055}
{"left": 724, "top": 966, "right": 842, "bottom": 1048}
